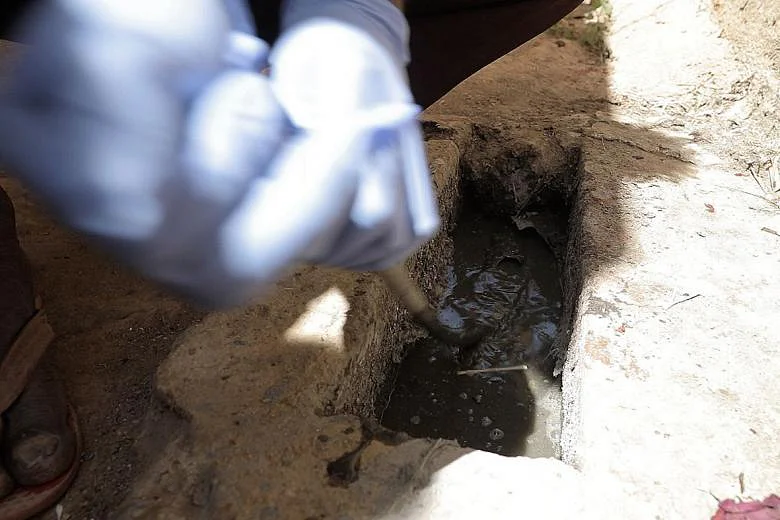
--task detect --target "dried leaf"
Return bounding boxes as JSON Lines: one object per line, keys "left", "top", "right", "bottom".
{"left": 711, "top": 495, "right": 780, "bottom": 520}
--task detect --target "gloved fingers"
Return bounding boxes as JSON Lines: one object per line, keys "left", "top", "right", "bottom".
{"left": 397, "top": 120, "right": 441, "bottom": 239}
{"left": 328, "top": 164, "right": 428, "bottom": 272}
{"left": 217, "top": 125, "right": 372, "bottom": 281}
{"left": 279, "top": 0, "right": 411, "bottom": 68}
{"left": 313, "top": 136, "right": 409, "bottom": 268}
{"left": 59, "top": 0, "right": 230, "bottom": 68}
{"left": 348, "top": 121, "right": 441, "bottom": 270}
{"left": 325, "top": 229, "right": 419, "bottom": 272}
{"left": 0, "top": 82, "right": 177, "bottom": 243}
{"left": 318, "top": 222, "right": 410, "bottom": 271}
{"left": 268, "top": 12, "right": 441, "bottom": 272}
{"left": 182, "top": 68, "right": 289, "bottom": 203}
{"left": 0, "top": 0, "right": 234, "bottom": 240}
{"left": 269, "top": 17, "right": 412, "bottom": 130}
{"left": 344, "top": 234, "right": 428, "bottom": 273}
{"left": 0, "top": 95, "right": 93, "bottom": 220}
{"left": 137, "top": 67, "right": 291, "bottom": 274}
{"left": 359, "top": 121, "right": 441, "bottom": 263}
{"left": 19, "top": 0, "right": 231, "bottom": 103}
{"left": 222, "top": 0, "right": 258, "bottom": 35}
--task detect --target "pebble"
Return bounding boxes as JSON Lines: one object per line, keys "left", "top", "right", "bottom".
{"left": 481, "top": 416, "right": 493, "bottom": 427}
{"left": 410, "top": 416, "right": 421, "bottom": 425}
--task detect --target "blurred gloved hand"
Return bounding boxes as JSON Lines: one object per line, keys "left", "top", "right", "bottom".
{"left": 271, "top": 0, "right": 440, "bottom": 271}
{"left": 0, "top": 0, "right": 440, "bottom": 307}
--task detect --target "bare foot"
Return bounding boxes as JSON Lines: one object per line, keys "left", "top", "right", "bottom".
{"left": 0, "top": 188, "right": 76, "bottom": 491}
{"left": 3, "top": 362, "right": 76, "bottom": 487}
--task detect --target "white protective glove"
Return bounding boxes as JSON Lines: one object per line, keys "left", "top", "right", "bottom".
{"left": 270, "top": 0, "right": 441, "bottom": 271}
{"left": 0, "top": 0, "right": 440, "bottom": 307}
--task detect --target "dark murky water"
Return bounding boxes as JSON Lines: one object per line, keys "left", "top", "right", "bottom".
{"left": 378, "top": 204, "right": 565, "bottom": 457}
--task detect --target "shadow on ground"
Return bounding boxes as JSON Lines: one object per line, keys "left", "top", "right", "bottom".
{"left": 424, "top": 2, "right": 697, "bottom": 367}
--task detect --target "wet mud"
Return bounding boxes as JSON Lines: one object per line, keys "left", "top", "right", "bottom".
{"left": 378, "top": 200, "right": 566, "bottom": 457}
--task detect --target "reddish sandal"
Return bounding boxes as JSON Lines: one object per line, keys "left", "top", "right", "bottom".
{"left": 0, "top": 299, "right": 82, "bottom": 520}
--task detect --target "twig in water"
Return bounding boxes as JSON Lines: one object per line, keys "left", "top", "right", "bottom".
{"left": 666, "top": 293, "right": 701, "bottom": 310}
{"left": 457, "top": 365, "right": 528, "bottom": 376}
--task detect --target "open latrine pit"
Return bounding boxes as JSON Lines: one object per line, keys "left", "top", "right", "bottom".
{"left": 371, "top": 121, "right": 580, "bottom": 459}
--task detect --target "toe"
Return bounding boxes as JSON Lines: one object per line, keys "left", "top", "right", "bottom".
{"left": 8, "top": 430, "right": 71, "bottom": 486}
{"left": 3, "top": 362, "right": 76, "bottom": 486}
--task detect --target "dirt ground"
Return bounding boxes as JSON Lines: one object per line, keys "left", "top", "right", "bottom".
{"left": 0, "top": 176, "right": 204, "bottom": 517}
{"left": 0, "top": 0, "right": 778, "bottom": 518}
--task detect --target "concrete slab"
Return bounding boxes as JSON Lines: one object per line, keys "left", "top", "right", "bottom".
{"left": 560, "top": 0, "right": 780, "bottom": 518}
{"left": 430, "top": 0, "right": 780, "bottom": 517}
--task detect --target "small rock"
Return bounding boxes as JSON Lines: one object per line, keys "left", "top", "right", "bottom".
{"left": 481, "top": 416, "right": 493, "bottom": 427}
{"left": 410, "top": 416, "right": 421, "bottom": 425}
{"left": 459, "top": 392, "right": 468, "bottom": 400}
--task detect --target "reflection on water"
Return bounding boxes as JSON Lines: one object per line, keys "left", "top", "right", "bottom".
{"left": 378, "top": 205, "right": 565, "bottom": 457}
